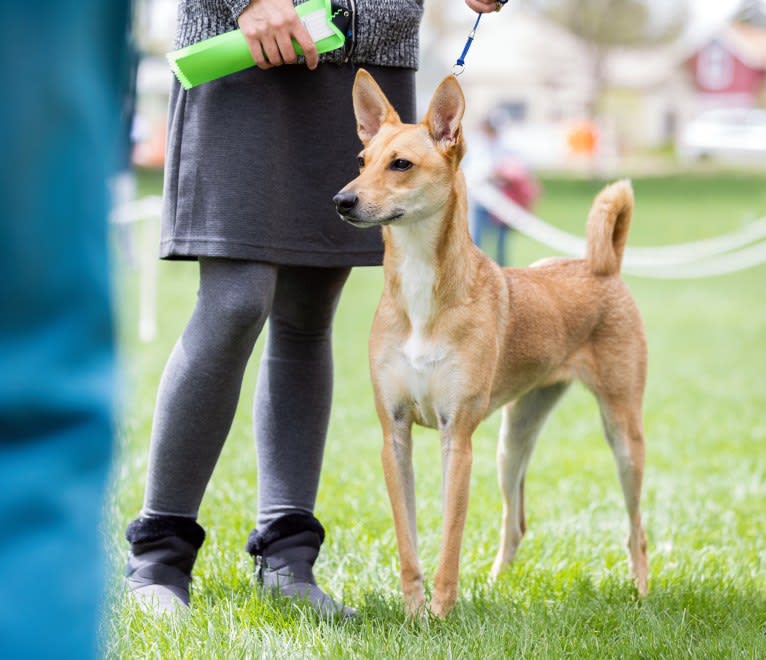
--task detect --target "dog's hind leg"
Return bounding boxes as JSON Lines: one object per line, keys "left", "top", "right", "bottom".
{"left": 380, "top": 417, "right": 425, "bottom": 617}
{"left": 490, "top": 382, "right": 570, "bottom": 580}
{"left": 597, "top": 396, "right": 648, "bottom": 596}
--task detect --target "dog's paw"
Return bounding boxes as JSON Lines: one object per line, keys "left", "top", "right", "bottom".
{"left": 403, "top": 591, "right": 426, "bottom": 620}
{"left": 430, "top": 597, "right": 455, "bottom": 619}
{"left": 430, "top": 587, "right": 457, "bottom": 619}
{"left": 628, "top": 530, "right": 648, "bottom": 597}
{"left": 404, "top": 604, "right": 428, "bottom": 624}
{"left": 489, "top": 559, "right": 504, "bottom": 582}
{"left": 489, "top": 551, "right": 515, "bottom": 581}
{"left": 634, "top": 573, "right": 648, "bottom": 597}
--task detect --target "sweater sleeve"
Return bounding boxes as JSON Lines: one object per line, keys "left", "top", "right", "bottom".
{"left": 223, "top": 0, "right": 251, "bottom": 21}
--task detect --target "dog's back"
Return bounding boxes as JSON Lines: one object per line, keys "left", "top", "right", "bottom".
{"left": 487, "top": 180, "right": 645, "bottom": 410}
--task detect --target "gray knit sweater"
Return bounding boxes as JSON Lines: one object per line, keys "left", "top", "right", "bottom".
{"left": 174, "top": 0, "right": 423, "bottom": 69}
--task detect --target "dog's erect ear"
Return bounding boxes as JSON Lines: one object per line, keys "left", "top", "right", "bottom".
{"left": 352, "top": 69, "right": 401, "bottom": 146}
{"left": 424, "top": 75, "right": 465, "bottom": 150}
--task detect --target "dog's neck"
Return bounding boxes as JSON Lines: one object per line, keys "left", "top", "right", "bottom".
{"left": 382, "top": 176, "right": 477, "bottom": 330}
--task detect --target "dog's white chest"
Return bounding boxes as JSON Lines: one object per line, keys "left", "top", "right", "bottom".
{"left": 386, "top": 228, "right": 455, "bottom": 427}
{"left": 399, "top": 250, "right": 435, "bottom": 323}
{"left": 399, "top": 329, "right": 449, "bottom": 427}
{"left": 402, "top": 327, "right": 447, "bottom": 373}
{"left": 398, "top": 252, "right": 444, "bottom": 373}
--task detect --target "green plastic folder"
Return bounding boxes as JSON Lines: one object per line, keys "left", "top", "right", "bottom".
{"left": 167, "top": 0, "right": 346, "bottom": 90}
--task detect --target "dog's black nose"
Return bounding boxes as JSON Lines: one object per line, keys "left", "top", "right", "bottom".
{"left": 333, "top": 190, "right": 358, "bottom": 214}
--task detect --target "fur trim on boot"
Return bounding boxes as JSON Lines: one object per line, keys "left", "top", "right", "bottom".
{"left": 245, "top": 513, "right": 353, "bottom": 618}
{"left": 125, "top": 515, "right": 205, "bottom": 614}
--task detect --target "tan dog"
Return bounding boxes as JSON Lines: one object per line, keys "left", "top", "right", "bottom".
{"left": 334, "top": 70, "right": 648, "bottom": 618}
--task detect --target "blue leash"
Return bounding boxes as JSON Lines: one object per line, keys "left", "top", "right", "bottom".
{"left": 453, "top": 1, "right": 509, "bottom": 76}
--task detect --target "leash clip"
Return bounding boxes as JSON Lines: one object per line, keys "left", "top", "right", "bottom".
{"left": 452, "top": 14, "right": 482, "bottom": 76}
{"left": 451, "top": 1, "right": 510, "bottom": 76}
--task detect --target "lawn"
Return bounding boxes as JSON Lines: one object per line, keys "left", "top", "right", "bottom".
{"left": 105, "top": 171, "right": 766, "bottom": 658}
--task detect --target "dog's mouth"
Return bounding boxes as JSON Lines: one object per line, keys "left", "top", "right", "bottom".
{"left": 338, "top": 211, "right": 404, "bottom": 228}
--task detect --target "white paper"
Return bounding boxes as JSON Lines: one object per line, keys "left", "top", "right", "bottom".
{"left": 302, "top": 9, "right": 334, "bottom": 42}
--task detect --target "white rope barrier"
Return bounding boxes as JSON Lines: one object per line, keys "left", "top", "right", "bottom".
{"left": 110, "top": 195, "right": 163, "bottom": 225}
{"left": 111, "top": 185, "right": 765, "bottom": 343}
{"left": 473, "top": 184, "right": 766, "bottom": 279}
{"left": 626, "top": 239, "right": 766, "bottom": 279}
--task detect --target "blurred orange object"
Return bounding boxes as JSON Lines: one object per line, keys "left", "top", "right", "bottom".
{"left": 567, "top": 120, "right": 599, "bottom": 156}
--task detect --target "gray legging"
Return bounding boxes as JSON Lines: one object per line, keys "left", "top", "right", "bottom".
{"left": 141, "top": 258, "right": 350, "bottom": 528}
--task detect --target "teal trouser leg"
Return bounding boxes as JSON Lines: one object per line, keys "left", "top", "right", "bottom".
{"left": 0, "top": 2, "right": 128, "bottom": 658}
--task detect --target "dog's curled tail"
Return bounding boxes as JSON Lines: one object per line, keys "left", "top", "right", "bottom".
{"left": 585, "top": 179, "right": 634, "bottom": 276}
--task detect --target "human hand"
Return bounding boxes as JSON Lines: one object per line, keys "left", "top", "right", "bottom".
{"left": 465, "top": 0, "right": 503, "bottom": 12}
{"left": 238, "top": 0, "right": 319, "bottom": 70}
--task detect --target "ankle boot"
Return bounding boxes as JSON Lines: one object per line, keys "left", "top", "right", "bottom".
{"left": 125, "top": 515, "right": 205, "bottom": 613}
{"left": 246, "top": 513, "right": 355, "bottom": 618}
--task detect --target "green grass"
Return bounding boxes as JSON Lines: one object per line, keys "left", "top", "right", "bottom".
{"left": 105, "top": 170, "right": 766, "bottom": 658}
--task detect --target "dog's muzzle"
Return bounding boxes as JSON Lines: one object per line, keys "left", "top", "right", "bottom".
{"left": 333, "top": 190, "right": 358, "bottom": 216}
{"left": 333, "top": 190, "right": 404, "bottom": 227}
{"left": 333, "top": 190, "right": 373, "bottom": 227}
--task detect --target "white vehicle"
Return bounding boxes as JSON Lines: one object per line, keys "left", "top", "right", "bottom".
{"left": 678, "top": 108, "right": 766, "bottom": 163}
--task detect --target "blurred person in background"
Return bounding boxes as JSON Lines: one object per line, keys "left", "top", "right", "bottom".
{"left": 466, "top": 114, "right": 540, "bottom": 266}
{"left": 466, "top": 116, "right": 507, "bottom": 263}
{"left": 488, "top": 155, "right": 540, "bottom": 265}
{"left": 463, "top": 1, "right": 539, "bottom": 266}
{"left": 124, "top": 0, "right": 423, "bottom": 618}
{"left": 0, "top": 1, "right": 130, "bottom": 658}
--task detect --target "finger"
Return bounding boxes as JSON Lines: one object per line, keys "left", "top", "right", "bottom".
{"left": 275, "top": 30, "right": 299, "bottom": 65}
{"left": 240, "top": 28, "right": 271, "bottom": 69}
{"left": 260, "top": 37, "right": 285, "bottom": 67}
{"left": 247, "top": 38, "right": 270, "bottom": 69}
{"left": 291, "top": 20, "right": 319, "bottom": 70}
{"left": 465, "top": 0, "right": 496, "bottom": 12}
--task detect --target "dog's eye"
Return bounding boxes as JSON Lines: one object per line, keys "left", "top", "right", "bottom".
{"left": 357, "top": 156, "right": 365, "bottom": 169}
{"left": 390, "top": 159, "right": 413, "bottom": 172}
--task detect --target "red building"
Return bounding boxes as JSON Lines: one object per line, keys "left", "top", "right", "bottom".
{"left": 690, "top": 22, "right": 766, "bottom": 108}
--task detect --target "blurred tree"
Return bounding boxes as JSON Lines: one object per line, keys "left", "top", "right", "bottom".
{"left": 521, "top": 0, "right": 688, "bottom": 117}
{"left": 522, "top": 0, "right": 685, "bottom": 47}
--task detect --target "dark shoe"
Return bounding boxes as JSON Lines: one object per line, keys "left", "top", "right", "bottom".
{"left": 125, "top": 515, "right": 205, "bottom": 613}
{"left": 246, "top": 513, "right": 355, "bottom": 618}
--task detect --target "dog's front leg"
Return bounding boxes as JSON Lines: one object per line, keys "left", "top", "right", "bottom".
{"left": 380, "top": 418, "right": 424, "bottom": 617}
{"left": 431, "top": 422, "right": 474, "bottom": 618}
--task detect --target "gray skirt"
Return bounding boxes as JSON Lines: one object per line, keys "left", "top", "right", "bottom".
{"left": 160, "top": 63, "right": 416, "bottom": 266}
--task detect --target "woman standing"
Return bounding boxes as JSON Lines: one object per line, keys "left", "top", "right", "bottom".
{"left": 125, "top": 0, "right": 423, "bottom": 616}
